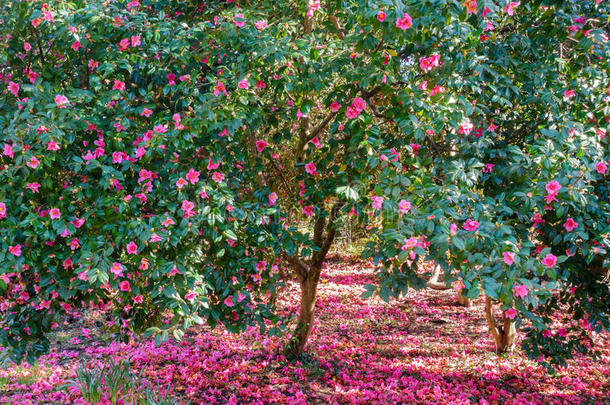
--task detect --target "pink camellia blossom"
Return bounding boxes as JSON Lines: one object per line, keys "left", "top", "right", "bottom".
{"left": 256, "top": 140, "right": 267, "bottom": 152}
{"left": 464, "top": 219, "right": 479, "bottom": 231}
{"left": 47, "top": 140, "right": 60, "bottom": 151}
{"left": 310, "top": 137, "right": 321, "bottom": 148}
{"left": 371, "top": 196, "right": 384, "bottom": 211}
{"left": 458, "top": 119, "right": 473, "bottom": 135}
{"left": 110, "top": 262, "right": 124, "bottom": 278}
{"left": 269, "top": 192, "right": 278, "bottom": 206}
{"left": 254, "top": 20, "right": 267, "bottom": 30}
{"left": 133, "top": 295, "right": 143, "bottom": 304}
{"left": 141, "top": 108, "right": 153, "bottom": 117}
{"left": 54, "top": 94, "right": 69, "bottom": 108}
{"left": 49, "top": 208, "right": 61, "bottom": 219}
{"left": 213, "top": 81, "right": 227, "bottom": 96}
{"left": 503, "top": 252, "right": 515, "bottom": 265}
{"left": 398, "top": 200, "right": 411, "bottom": 214}
{"left": 237, "top": 79, "right": 249, "bottom": 89}
{"left": 377, "top": 11, "right": 386, "bottom": 22}
{"left": 514, "top": 284, "right": 529, "bottom": 299}
{"left": 186, "top": 168, "right": 200, "bottom": 184}
{"left": 302, "top": 205, "right": 314, "bottom": 217}
{"left": 130, "top": 35, "right": 141, "bottom": 46}
{"left": 0, "top": 202, "right": 6, "bottom": 218}
{"left": 351, "top": 97, "right": 366, "bottom": 112}
{"left": 504, "top": 1, "right": 520, "bottom": 15}
{"left": 3, "top": 143, "right": 14, "bottom": 159}
{"left": 465, "top": 0, "right": 477, "bottom": 14}
{"left": 207, "top": 157, "right": 220, "bottom": 170}
{"left": 185, "top": 291, "right": 198, "bottom": 302}
{"left": 545, "top": 180, "right": 562, "bottom": 195}
{"left": 176, "top": 178, "right": 188, "bottom": 190}
{"left": 153, "top": 124, "right": 166, "bottom": 134}
{"left": 564, "top": 218, "right": 578, "bottom": 232}
{"left": 181, "top": 200, "right": 195, "bottom": 213}
{"left": 505, "top": 308, "right": 517, "bottom": 320}
{"left": 595, "top": 161, "right": 607, "bottom": 174}
{"left": 126, "top": 241, "right": 138, "bottom": 254}
{"left": 305, "top": 162, "right": 317, "bottom": 176}
{"left": 563, "top": 89, "right": 576, "bottom": 99}
{"left": 233, "top": 13, "right": 246, "bottom": 27}
{"left": 419, "top": 54, "right": 441, "bottom": 71}
{"left": 345, "top": 106, "right": 360, "bottom": 119}
{"left": 9, "top": 244, "right": 22, "bottom": 257}
{"left": 224, "top": 295, "right": 234, "bottom": 307}
{"left": 450, "top": 223, "right": 458, "bottom": 235}
{"left": 8, "top": 81, "right": 19, "bottom": 97}
{"left": 329, "top": 101, "right": 341, "bottom": 112}
{"left": 68, "top": 238, "right": 80, "bottom": 250}
{"left": 119, "top": 281, "right": 131, "bottom": 292}
{"left": 541, "top": 253, "right": 558, "bottom": 268}
{"left": 396, "top": 12, "right": 413, "bottom": 30}
{"left": 212, "top": 172, "right": 225, "bottom": 183}
{"left": 113, "top": 80, "right": 126, "bottom": 91}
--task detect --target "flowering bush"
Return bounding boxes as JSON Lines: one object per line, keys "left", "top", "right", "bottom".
{"left": 0, "top": 0, "right": 608, "bottom": 369}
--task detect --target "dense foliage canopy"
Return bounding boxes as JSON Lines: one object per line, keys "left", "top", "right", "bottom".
{"left": 0, "top": 0, "right": 608, "bottom": 368}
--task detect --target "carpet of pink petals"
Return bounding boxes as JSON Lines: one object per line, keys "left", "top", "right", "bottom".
{"left": 1, "top": 259, "right": 608, "bottom": 404}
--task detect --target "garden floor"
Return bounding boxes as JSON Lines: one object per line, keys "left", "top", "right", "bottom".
{"left": 1, "top": 258, "right": 608, "bottom": 404}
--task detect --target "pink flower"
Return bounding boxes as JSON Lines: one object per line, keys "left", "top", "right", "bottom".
{"left": 141, "top": 108, "right": 153, "bottom": 117}
{"left": 126, "top": 241, "right": 138, "bottom": 254}
{"left": 464, "top": 219, "right": 479, "bottom": 231}
{"left": 503, "top": 252, "right": 515, "bottom": 265}
{"left": 224, "top": 295, "right": 234, "bottom": 307}
{"left": 113, "top": 80, "right": 126, "bottom": 91}
{"left": 351, "top": 97, "right": 366, "bottom": 111}
{"left": 119, "top": 281, "right": 131, "bottom": 292}
{"left": 545, "top": 180, "right": 562, "bottom": 195}
{"left": 9, "top": 244, "right": 22, "bottom": 257}
{"left": 212, "top": 172, "right": 225, "bottom": 183}
{"left": 185, "top": 291, "right": 198, "bottom": 301}
{"left": 595, "top": 161, "right": 607, "bottom": 174}
{"left": 3, "top": 144, "right": 14, "bottom": 159}
{"left": 329, "top": 101, "right": 342, "bottom": 112}
{"left": 345, "top": 106, "right": 360, "bottom": 119}
{"left": 504, "top": 1, "right": 520, "bottom": 15}
{"left": 398, "top": 200, "right": 411, "bottom": 214}
{"left": 305, "top": 162, "right": 317, "bottom": 176}
{"left": 564, "top": 218, "right": 578, "bottom": 232}
{"left": 54, "top": 94, "right": 69, "bottom": 108}
{"left": 310, "top": 137, "right": 321, "bottom": 148}
{"left": 0, "top": 202, "right": 6, "bottom": 218}
{"left": 541, "top": 253, "right": 557, "bottom": 268}
{"left": 207, "top": 157, "right": 220, "bottom": 170}
{"left": 238, "top": 78, "right": 249, "bottom": 89}
{"left": 269, "top": 192, "right": 278, "bottom": 206}
{"left": 153, "top": 124, "right": 166, "bottom": 133}
{"left": 133, "top": 295, "right": 143, "bottom": 304}
{"left": 465, "top": 0, "right": 477, "bottom": 14}
{"left": 256, "top": 139, "right": 267, "bottom": 152}
{"left": 419, "top": 54, "right": 441, "bottom": 71}
{"left": 186, "top": 168, "right": 200, "bottom": 184}
{"left": 8, "top": 81, "right": 19, "bottom": 97}
{"left": 176, "top": 178, "right": 188, "bottom": 190}
{"left": 396, "top": 12, "right": 413, "bottom": 30}
{"left": 377, "top": 11, "right": 386, "bottom": 22}
{"left": 233, "top": 13, "right": 246, "bottom": 27}
{"left": 110, "top": 262, "right": 124, "bottom": 278}
{"left": 68, "top": 238, "right": 80, "bottom": 250}
{"left": 213, "top": 81, "right": 227, "bottom": 96}
{"left": 505, "top": 308, "right": 517, "bottom": 320}
{"left": 302, "top": 205, "right": 314, "bottom": 217}
{"left": 46, "top": 140, "right": 60, "bottom": 151}
{"left": 514, "top": 284, "right": 528, "bottom": 299}
{"left": 450, "top": 223, "right": 457, "bottom": 235}
{"left": 254, "top": 20, "right": 267, "bottom": 30}
{"left": 181, "top": 200, "right": 195, "bottom": 212}
{"left": 49, "top": 208, "right": 61, "bottom": 219}
{"left": 371, "top": 196, "right": 384, "bottom": 210}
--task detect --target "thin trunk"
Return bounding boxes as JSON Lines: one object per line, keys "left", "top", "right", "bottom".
{"left": 426, "top": 264, "right": 452, "bottom": 290}
{"left": 287, "top": 272, "right": 320, "bottom": 355}
{"left": 484, "top": 295, "right": 516, "bottom": 353}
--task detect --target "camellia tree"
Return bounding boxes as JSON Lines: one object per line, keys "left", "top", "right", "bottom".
{"left": 0, "top": 0, "right": 608, "bottom": 369}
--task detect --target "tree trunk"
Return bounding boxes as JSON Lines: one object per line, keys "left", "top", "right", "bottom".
{"left": 484, "top": 295, "right": 516, "bottom": 353}
{"left": 287, "top": 271, "right": 319, "bottom": 356}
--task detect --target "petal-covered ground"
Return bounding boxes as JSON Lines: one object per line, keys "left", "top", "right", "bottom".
{"left": 1, "top": 259, "right": 609, "bottom": 404}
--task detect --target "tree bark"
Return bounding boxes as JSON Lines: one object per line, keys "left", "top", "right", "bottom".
{"left": 287, "top": 271, "right": 320, "bottom": 355}
{"left": 484, "top": 295, "right": 516, "bottom": 353}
